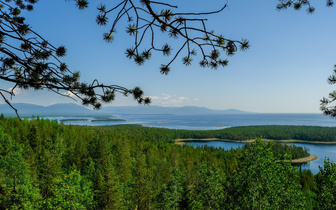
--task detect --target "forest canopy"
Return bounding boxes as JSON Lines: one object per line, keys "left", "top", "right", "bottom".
{"left": 0, "top": 116, "right": 335, "bottom": 209}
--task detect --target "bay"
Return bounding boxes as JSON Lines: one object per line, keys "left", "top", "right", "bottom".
{"left": 53, "top": 113, "right": 336, "bottom": 129}
{"left": 48, "top": 113, "right": 336, "bottom": 173}
{"left": 187, "top": 141, "right": 336, "bottom": 174}
{"left": 289, "top": 143, "right": 336, "bottom": 174}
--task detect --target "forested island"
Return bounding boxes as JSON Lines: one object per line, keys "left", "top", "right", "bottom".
{"left": 172, "top": 125, "right": 336, "bottom": 142}
{"left": 1, "top": 116, "right": 336, "bottom": 209}
{"left": 176, "top": 138, "right": 317, "bottom": 163}
{"left": 91, "top": 119, "right": 126, "bottom": 122}
{"left": 60, "top": 119, "right": 89, "bottom": 123}
{"left": 59, "top": 117, "right": 126, "bottom": 123}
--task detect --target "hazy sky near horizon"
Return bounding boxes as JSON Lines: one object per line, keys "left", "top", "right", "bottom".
{"left": 2, "top": 0, "right": 336, "bottom": 113}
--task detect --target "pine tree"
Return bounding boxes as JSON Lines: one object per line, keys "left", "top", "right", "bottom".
{"left": 227, "top": 139, "right": 308, "bottom": 209}
{"left": 0, "top": 129, "right": 41, "bottom": 209}
{"left": 115, "top": 137, "right": 132, "bottom": 184}
{"left": 157, "top": 165, "right": 186, "bottom": 209}
{"left": 133, "top": 153, "right": 153, "bottom": 210}
{"left": 105, "top": 156, "right": 124, "bottom": 210}
{"left": 41, "top": 166, "right": 94, "bottom": 209}
{"left": 315, "top": 158, "right": 336, "bottom": 209}
{"left": 0, "top": 0, "right": 249, "bottom": 115}
{"left": 189, "top": 162, "right": 225, "bottom": 209}
{"left": 36, "top": 143, "right": 63, "bottom": 198}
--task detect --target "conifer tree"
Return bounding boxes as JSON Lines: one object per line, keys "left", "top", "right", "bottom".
{"left": 41, "top": 166, "right": 94, "bottom": 209}
{"left": 315, "top": 158, "right": 336, "bottom": 209}
{"left": 189, "top": 162, "right": 225, "bottom": 209}
{"left": 0, "top": 0, "right": 249, "bottom": 116}
{"left": 0, "top": 129, "right": 41, "bottom": 209}
{"left": 133, "top": 153, "right": 153, "bottom": 209}
{"left": 35, "top": 141, "right": 63, "bottom": 198}
{"left": 27, "top": 124, "right": 40, "bottom": 152}
{"left": 105, "top": 156, "right": 124, "bottom": 210}
{"left": 115, "top": 137, "right": 132, "bottom": 184}
{"left": 227, "top": 139, "right": 307, "bottom": 209}
{"left": 157, "top": 165, "right": 186, "bottom": 210}
{"left": 276, "top": 0, "right": 336, "bottom": 117}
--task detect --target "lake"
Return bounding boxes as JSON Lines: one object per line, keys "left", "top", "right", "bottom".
{"left": 53, "top": 113, "right": 336, "bottom": 129}
{"left": 48, "top": 113, "right": 336, "bottom": 173}
{"left": 187, "top": 141, "right": 336, "bottom": 174}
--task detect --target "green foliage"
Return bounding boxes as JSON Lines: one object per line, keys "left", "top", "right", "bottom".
{"left": 41, "top": 167, "right": 94, "bottom": 209}
{"left": 157, "top": 166, "right": 186, "bottom": 209}
{"left": 174, "top": 125, "right": 336, "bottom": 142}
{"left": 277, "top": 0, "right": 316, "bottom": 13}
{"left": 276, "top": 0, "right": 336, "bottom": 118}
{"left": 189, "top": 163, "right": 225, "bottom": 209}
{"left": 85, "top": 1, "right": 248, "bottom": 73}
{"left": 0, "top": 1, "right": 151, "bottom": 115}
{"left": 1, "top": 0, "right": 254, "bottom": 114}
{"left": 321, "top": 65, "right": 336, "bottom": 117}
{"left": 0, "top": 117, "right": 335, "bottom": 209}
{"left": 227, "top": 139, "right": 307, "bottom": 209}
{"left": 315, "top": 158, "right": 336, "bottom": 209}
{"left": 132, "top": 153, "right": 154, "bottom": 209}
{"left": 299, "top": 169, "right": 315, "bottom": 191}
{"left": 0, "top": 129, "right": 41, "bottom": 209}
{"left": 243, "top": 141, "right": 310, "bottom": 160}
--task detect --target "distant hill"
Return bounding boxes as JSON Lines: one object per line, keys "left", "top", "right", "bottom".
{"left": 100, "top": 105, "right": 252, "bottom": 115}
{"left": 0, "top": 103, "right": 253, "bottom": 117}
{"left": 0, "top": 103, "right": 93, "bottom": 117}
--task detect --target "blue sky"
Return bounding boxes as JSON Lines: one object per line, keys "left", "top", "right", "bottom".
{"left": 2, "top": 0, "right": 336, "bottom": 113}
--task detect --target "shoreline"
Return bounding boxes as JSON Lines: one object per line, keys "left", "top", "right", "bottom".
{"left": 175, "top": 138, "right": 322, "bottom": 163}
{"left": 291, "top": 155, "right": 318, "bottom": 163}
{"left": 175, "top": 138, "right": 336, "bottom": 145}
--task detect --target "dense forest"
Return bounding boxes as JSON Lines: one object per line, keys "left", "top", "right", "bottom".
{"left": 0, "top": 116, "right": 336, "bottom": 209}
{"left": 173, "top": 125, "right": 336, "bottom": 142}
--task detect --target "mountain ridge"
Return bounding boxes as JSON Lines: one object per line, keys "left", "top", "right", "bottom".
{"left": 0, "top": 103, "right": 253, "bottom": 117}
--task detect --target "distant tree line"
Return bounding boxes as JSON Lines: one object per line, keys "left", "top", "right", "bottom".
{"left": 173, "top": 125, "right": 336, "bottom": 142}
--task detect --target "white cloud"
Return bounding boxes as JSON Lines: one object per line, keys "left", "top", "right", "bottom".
{"left": 149, "top": 94, "right": 190, "bottom": 106}
{"left": 63, "top": 91, "right": 76, "bottom": 97}
{"left": 162, "top": 94, "right": 172, "bottom": 100}
{"left": 7, "top": 88, "right": 23, "bottom": 96}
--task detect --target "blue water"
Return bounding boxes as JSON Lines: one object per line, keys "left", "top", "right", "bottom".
{"left": 188, "top": 141, "right": 246, "bottom": 150}
{"left": 120, "top": 113, "right": 336, "bottom": 129}
{"left": 52, "top": 113, "right": 336, "bottom": 129}
{"left": 187, "top": 141, "right": 336, "bottom": 174}
{"left": 48, "top": 113, "right": 336, "bottom": 174}
{"left": 290, "top": 143, "right": 336, "bottom": 174}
